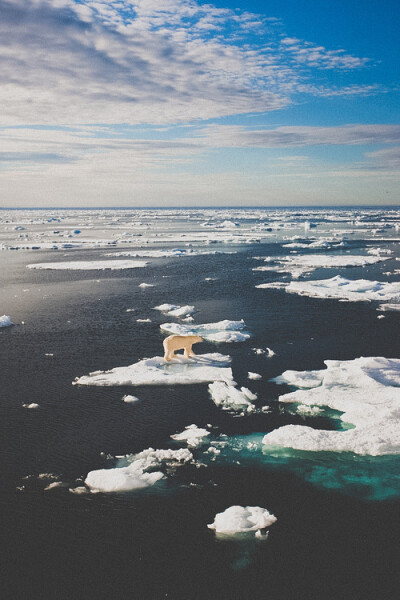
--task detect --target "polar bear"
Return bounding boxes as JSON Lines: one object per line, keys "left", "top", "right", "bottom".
{"left": 163, "top": 334, "right": 204, "bottom": 361}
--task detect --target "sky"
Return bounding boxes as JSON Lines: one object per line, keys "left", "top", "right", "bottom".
{"left": 0, "top": 0, "right": 399, "bottom": 207}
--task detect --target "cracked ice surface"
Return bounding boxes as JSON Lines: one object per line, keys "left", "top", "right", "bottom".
{"left": 74, "top": 353, "right": 234, "bottom": 386}
{"left": 262, "top": 357, "right": 400, "bottom": 456}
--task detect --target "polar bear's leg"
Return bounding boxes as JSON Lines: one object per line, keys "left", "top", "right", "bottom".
{"left": 184, "top": 344, "right": 194, "bottom": 359}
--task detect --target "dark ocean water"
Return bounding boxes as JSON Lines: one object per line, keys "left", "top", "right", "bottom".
{"left": 1, "top": 213, "right": 400, "bottom": 600}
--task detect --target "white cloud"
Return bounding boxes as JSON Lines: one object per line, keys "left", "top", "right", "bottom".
{"left": 0, "top": 0, "right": 376, "bottom": 126}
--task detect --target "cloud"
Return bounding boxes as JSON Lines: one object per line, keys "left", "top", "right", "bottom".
{"left": 0, "top": 0, "right": 376, "bottom": 126}
{"left": 194, "top": 124, "right": 400, "bottom": 148}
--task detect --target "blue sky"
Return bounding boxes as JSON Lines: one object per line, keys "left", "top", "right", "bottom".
{"left": 0, "top": 0, "right": 399, "bottom": 206}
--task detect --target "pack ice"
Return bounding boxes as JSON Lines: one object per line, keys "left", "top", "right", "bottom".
{"left": 262, "top": 357, "right": 400, "bottom": 455}
{"left": 74, "top": 353, "right": 234, "bottom": 386}
{"left": 257, "top": 275, "right": 400, "bottom": 304}
{"left": 160, "top": 320, "right": 250, "bottom": 342}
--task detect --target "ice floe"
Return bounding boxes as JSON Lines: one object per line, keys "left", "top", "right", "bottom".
{"left": 160, "top": 320, "right": 250, "bottom": 343}
{"left": 74, "top": 353, "right": 234, "bottom": 386}
{"left": 208, "top": 506, "right": 277, "bottom": 536}
{"left": 209, "top": 381, "right": 257, "bottom": 413}
{"left": 154, "top": 304, "right": 196, "bottom": 318}
{"left": 123, "top": 394, "right": 140, "bottom": 404}
{"left": 171, "top": 424, "right": 210, "bottom": 448}
{"left": 22, "top": 403, "right": 40, "bottom": 409}
{"left": 248, "top": 372, "right": 262, "bottom": 380}
{"left": 0, "top": 315, "right": 13, "bottom": 327}
{"left": 262, "top": 357, "right": 400, "bottom": 455}
{"left": 27, "top": 259, "right": 147, "bottom": 270}
{"left": 85, "top": 447, "right": 193, "bottom": 493}
{"left": 257, "top": 275, "right": 400, "bottom": 304}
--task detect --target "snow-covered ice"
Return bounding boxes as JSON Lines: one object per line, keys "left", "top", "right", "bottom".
{"left": 160, "top": 320, "right": 250, "bottom": 342}
{"left": 123, "top": 395, "right": 140, "bottom": 404}
{"left": 85, "top": 447, "right": 193, "bottom": 493}
{"left": 154, "top": 304, "right": 196, "bottom": 318}
{"left": 207, "top": 506, "right": 277, "bottom": 535}
{"left": 248, "top": 372, "right": 262, "bottom": 380}
{"left": 171, "top": 424, "right": 210, "bottom": 448}
{"left": 257, "top": 275, "right": 400, "bottom": 304}
{"left": 262, "top": 357, "right": 400, "bottom": 455}
{"left": 27, "top": 259, "right": 147, "bottom": 270}
{"left": 209, "top": 381, "right": 257, "bottom": 412}
{"left": 74, "top": 353, "right": 234, "bottom": 386}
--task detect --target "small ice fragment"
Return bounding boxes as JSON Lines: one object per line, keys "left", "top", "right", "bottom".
{"left": 248, "top": 372, "right": 262, "bottom": 380}
{"left": 139, "top": 283, "right": 154, "bottom": 288}
{"left": 123, "top": 395, "right": 140, "bottom": 404}
{"left": 208, "top": 505, "right": 277, "bottom": 535}
{"left": 136, "top": 318, "right": 151, "bottom": 323}
{"left": 22, "top": 403, "right": 40, "bottom": 409}
{"left": 171, "top": 424, "right": 210, "bottom": 448}
{"left": 0, "top": 315, "right": 13, "bottom": 327}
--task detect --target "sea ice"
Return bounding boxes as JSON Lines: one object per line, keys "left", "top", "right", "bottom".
{"left": 207, "top": 505, "right": 277, "bottom": 535}
{"left": 160, "top": 320, "right": 250, "bottom": 342}
{"left": 123, "top": 395, "right": 140, "bottom": 404}
{"left": 22, "top": 403, "right": 40, "bottom": 409}
{"left": 154, "top": 304, "right": 196, "bottom": 318}
{"left": 0, "top": 315, "right": 13, "bottom": 327}
{"left": 85, "top": 447, "right": 193, "bottom": 493}
{"left": 248, "top": 372, "right": 262, "bottom": 380}
{"left": 262, "top": 357, "right": 400, "bottom": 455}
{"left": 171, "top": 424, "right": 210, "bottom": 447}
{"left": 139, "top": 283, "right": 154, "bottom": 288}
{"left": 27, "top": 260, "right": 147, "bottom": 270}
{"left": 257, "top": 275, "right": 400, "bottom": 304}
{"left": 209, "top": 381, "right": 257, "bottom": 412}
{"left": 74, "top": 353, "right": 234, "bottom": 386}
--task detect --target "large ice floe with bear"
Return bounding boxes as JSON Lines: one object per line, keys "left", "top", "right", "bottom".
{"left": 74, "top": 353, "right": 234, "bottom": 386}
{"left": 160, "top": 320, "right": 250, "bottom": 343}
{"left": 257, "top": 275, "right": 400, "bottom": 305}
{"left": 262, "top": 357, "right": 400, "bottom": 456}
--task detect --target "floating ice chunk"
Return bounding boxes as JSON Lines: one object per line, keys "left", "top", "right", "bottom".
{"left": 136, "top": 318, "right": 152, "bottom": 323}
{"left": 378, "top": 303, "right": 400, "bottom": 312}
{"left": 22, "top": 403, "right": 40, "bottom": 409}
{"left": 263, "top": 357, "right": 400, "bottom": 455}
{"left": 171, "top": 424, "right": 210, "bottom": 447}
{"left": 207, "top": 506, "right": 277, "bottom": 535}
{"left": 296, "top": 405, "right": 322, "bottom": 416}
{"left": 74, "top": 353, "right": 233, "bottom": 387}
{"left": 0, "top": 315, "right": 13, "bottom": 327}
{"left": 252, "top": 347, "right": 275, "bottom": 357}
{"left": 209, "top": 381, "right": 257, "bottom": 412}
{"left": 248, "top": 372, "right": 262, "bottom": 380}
{"left": 85, "top": 447, "right": 193, "bottom": 493}
{"left": 161, "top": 320, "right": 250, "bottom": 343}
{"left": 367, "top": 247, "right": 392, "bottom": 256}
{"left": 27, "top": 260, "right": 147, "bottom": 270}
{"left": 154, "top": 304, "right": 196, "bottom": 318}
{"left": 257, "top": 275, "right": 400, "bottom": 304}
{"left": 139, "top": 282, "right": 154, "bottom": 288}
{"left": 123, "top": 395, "right": 140, "bottom": 404}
